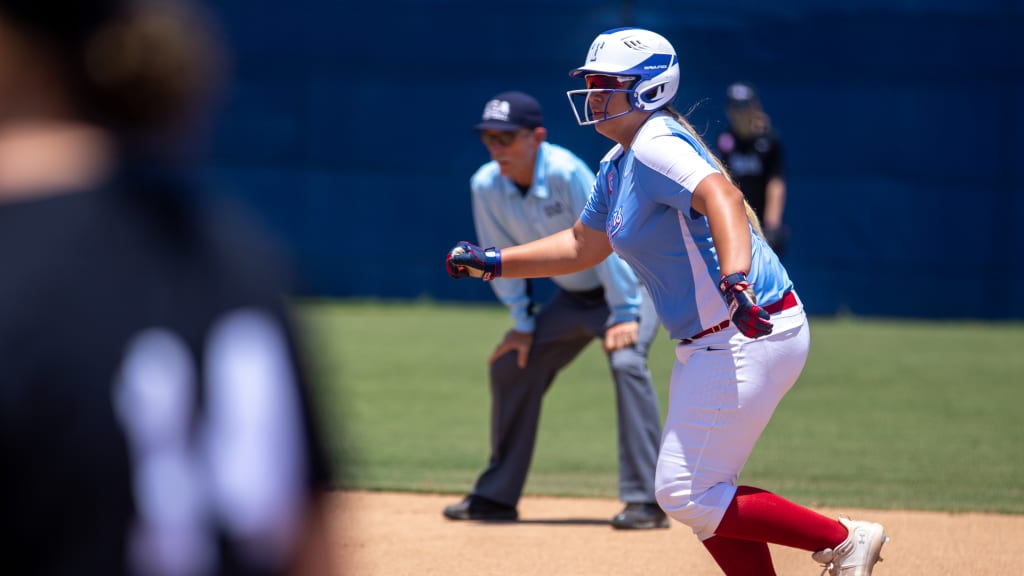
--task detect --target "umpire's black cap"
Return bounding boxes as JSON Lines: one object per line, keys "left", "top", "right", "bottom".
{"left": 474, "top": 91, "right": 545, "bottom": 131}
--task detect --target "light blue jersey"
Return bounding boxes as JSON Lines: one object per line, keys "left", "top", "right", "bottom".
{"left": 579, "top": 113, "right": 793, "bottom": 340}
{"left": 471, "top": 141, "right": 643, "bottom": 333}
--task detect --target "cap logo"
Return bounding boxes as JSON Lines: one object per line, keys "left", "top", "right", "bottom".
{"left": 588, "top": 40, "right": 605, "bottom": 62}
{"left": 482, "top": 99, "right": 511, "bottom": 122}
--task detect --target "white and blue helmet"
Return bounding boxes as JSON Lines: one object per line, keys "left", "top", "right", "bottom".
{"left": 566, "top": 27, "right": 680, "bottom": 125}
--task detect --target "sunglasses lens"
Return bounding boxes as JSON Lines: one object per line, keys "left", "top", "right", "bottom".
{"left": 482, "top": 132, "right": 517, "bottom": 146}
{"left": 586, "top": 75, "right": 630, "bottom": 90}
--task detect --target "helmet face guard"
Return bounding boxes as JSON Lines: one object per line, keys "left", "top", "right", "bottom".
{"left": 566, "top": 88, "right": 634, "bottom": 126}
{"left": 566, "top": 74, "right": 637, "bottom": 126}
{"left": 566, "top": 28, "right": 680, "bottom": 126}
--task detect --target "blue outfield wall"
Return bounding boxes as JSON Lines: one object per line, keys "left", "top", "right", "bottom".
{"left": 201, "top": 0, "right": 1024, "bottom": 319}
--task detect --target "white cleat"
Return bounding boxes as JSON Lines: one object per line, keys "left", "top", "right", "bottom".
{"left": 812, "top": 517, "right": 889, "bottom": 576}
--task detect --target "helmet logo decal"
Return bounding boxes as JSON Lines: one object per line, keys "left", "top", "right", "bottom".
{"left": 622, "top": 36, "right": 651, "bottom": 51}
{"left": 639, "top": 54, "right": 672, "bottom": 71}
{"left": 481, "top": 99, "right": 512, "bottom": 122}
{"left": 587, "top": 41, "right": 605, "bottom": 62}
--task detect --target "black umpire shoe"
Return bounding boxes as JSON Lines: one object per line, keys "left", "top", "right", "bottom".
{"left": 610, "top": 503, "right": 670, "bottom": 530}
{"left": 443, "top": 494, "right": 519, "bottom": 521}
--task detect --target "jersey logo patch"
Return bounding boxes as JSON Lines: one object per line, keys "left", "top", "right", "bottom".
{"left": 543, "top": 201, "right": 564, "bottom": 217}
{"left": 608, "top": 207, "right": 624, "bottom": 238}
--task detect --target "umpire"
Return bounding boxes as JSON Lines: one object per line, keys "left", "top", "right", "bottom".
{"left": 443, "top": 91, "right": 667, "bottom": 529}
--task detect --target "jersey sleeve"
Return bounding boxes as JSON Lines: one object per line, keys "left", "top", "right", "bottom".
{"left": 635, "top": 134, "right": 719, "bottom": 213}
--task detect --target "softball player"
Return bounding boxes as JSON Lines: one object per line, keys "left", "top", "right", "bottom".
{"left": 443, "top": 91, "right": 667, "bottom": 530}
{"left": 449, "top": 28, "right": 888, "bottom": 576}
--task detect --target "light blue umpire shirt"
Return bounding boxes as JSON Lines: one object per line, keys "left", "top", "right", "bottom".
{"left": 470, "top": 141, "right": 643, "bottom": 334}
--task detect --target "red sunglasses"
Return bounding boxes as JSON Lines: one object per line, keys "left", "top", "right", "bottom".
{"left": 585, "top": 74, "right": 635, "bottom": 90}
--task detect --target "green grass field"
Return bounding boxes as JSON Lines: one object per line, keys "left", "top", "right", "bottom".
{"left": 296, "top": 299, "right": 1024, "bottom": 515}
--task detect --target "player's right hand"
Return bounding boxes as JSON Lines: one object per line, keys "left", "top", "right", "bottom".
{"left": 489, "top": 330, "right": 533, "bottom": 368}
{"left": 446, "top": 241, "right": 502, "bottom": 281}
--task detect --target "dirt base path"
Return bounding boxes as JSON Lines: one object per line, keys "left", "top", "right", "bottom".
{"left": 327, "top": 490, "right": 1020, "bottom": 575}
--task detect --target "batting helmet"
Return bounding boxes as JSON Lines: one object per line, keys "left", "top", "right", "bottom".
{"left": 566, "top": 27, "right": 680, "bottom": 125}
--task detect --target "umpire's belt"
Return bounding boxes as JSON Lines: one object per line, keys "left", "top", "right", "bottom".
{"left": 680, "top": 291, "right": 799, "bottom": 344}
{"left": 562, "top": 286, "right": 605, "bottom": 305}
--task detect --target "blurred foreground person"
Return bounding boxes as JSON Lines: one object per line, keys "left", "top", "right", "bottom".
{"left": 0, "top": 1, "right": 334, "bottom": 575}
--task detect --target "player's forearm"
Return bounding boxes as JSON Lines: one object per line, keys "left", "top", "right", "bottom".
{"left": 500, "top": 222, "right": 609, "bottom": 279}
{"left": 499, "top": 228, "right": 581, "bottom": 278}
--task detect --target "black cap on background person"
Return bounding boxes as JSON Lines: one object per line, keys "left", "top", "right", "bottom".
{"left": 725, "top": 81, "right": 770, "bottom": 139}
{"left": 726, "top": 81, "right": 760, "bottom": 109}
{"left": 474, "top": 91, "right": 545, "bottom": 131}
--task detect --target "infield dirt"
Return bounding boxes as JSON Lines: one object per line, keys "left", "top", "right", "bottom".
{"left": 327, "top": 490, "right": 1020, "bottom": 575}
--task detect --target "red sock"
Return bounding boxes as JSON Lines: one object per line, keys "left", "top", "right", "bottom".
{"left": 713, "top": 486, "right": 848, "bottom": 551}
{"left": 703, "top": 535, "right": 776, "bottom": 576}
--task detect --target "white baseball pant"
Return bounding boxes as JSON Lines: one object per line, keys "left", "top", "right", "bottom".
{"left": 654, "top": 299, "right": 809, "bottom": 540}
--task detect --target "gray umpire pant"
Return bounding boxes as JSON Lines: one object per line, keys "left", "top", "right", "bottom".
{"left": 472, "top": 285, "right": 662, "bottom": 507}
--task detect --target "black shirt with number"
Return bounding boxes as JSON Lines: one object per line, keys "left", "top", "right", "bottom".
{"left": 0, "top": 167, "right": 331, "bottom": 576}
{"left": 715, "top": 128, "right": 785, "bottom": 223}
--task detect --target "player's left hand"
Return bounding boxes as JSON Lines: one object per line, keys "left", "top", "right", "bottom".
{"left": 603, "top": 321, "right": 639, "bottom": 353}
{"left": 719, "top": 272, "right": 773, "bottom": 339}
{"left": 446, "top": 241, "right": 502, "bottom": 281}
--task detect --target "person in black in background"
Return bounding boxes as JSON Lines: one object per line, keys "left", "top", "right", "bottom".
{"left": 0, "top": 1, "right": 334, "bottom": 574}
{"left": 716, "top": 82, "right": 789, "bottom": 260}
